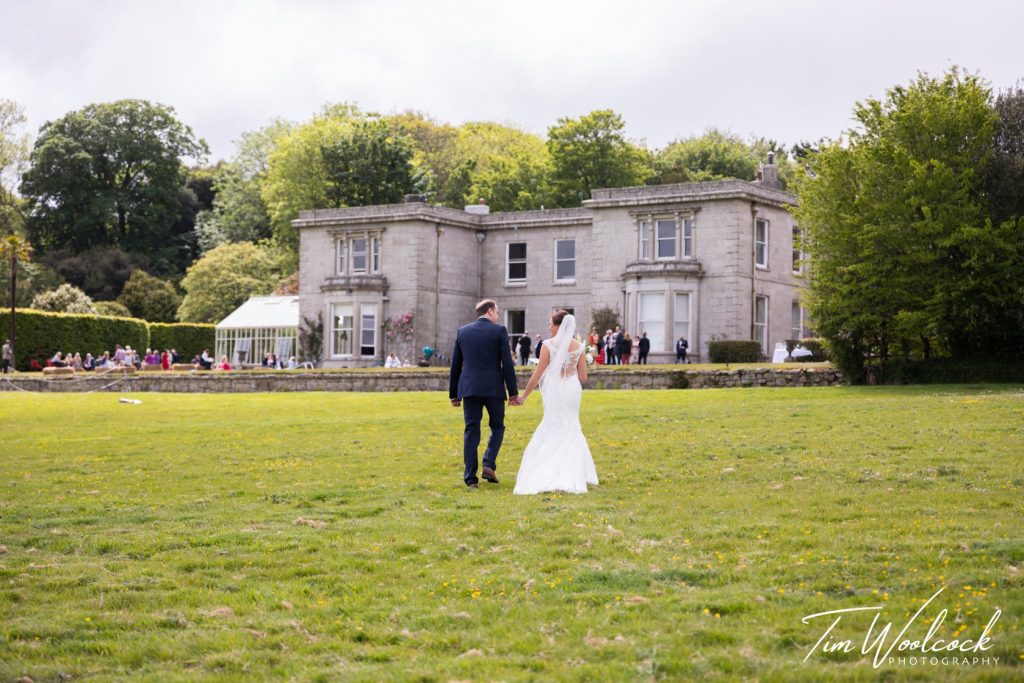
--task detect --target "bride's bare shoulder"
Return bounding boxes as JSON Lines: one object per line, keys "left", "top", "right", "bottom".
{"left": 568, "top": 340, "right": 582, "bottom": 351}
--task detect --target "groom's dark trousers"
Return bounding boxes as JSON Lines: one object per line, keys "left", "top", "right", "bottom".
{"left": 462, "top": 396, "right": 505, "bottom": 485}
{"left": 449, "top": 316, "right": 519, "bottom": 486}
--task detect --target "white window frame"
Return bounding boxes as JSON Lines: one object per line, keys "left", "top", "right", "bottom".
{"left": 683, "top": 218, "right": 694, "bottom": 258}
{"left": 755, "top": 218, "right": 769, "bottom": 269}
{"left": 505, "top": 309, "right": 526, "bottom": 338}
{"left": 640, "top": 220, "right": 651, "bottom": 260}
{"left": 336, "top": 240, "right": 346, "bottom": 275}
{"left": 350, "top": 237, "right": 368, "bottom": 274}
{"left": 755, "top": 295, "right": 769, "bottom": 354}
{"left": 506, "top": 242, "right": 527, "bottom": 285}
{"left": 372, "top": 237, "right": 382, "bottom": 274}
{"left": 656, "top": 219, "right": 677, "bottom": 260}
{"left": 554, "top": 238, "right": 576, "bottom": 283}
{"left": 639, "top": 292, "right": 666, "bottom": 353}
{"left": 331, "top": 303, "right": 354, "bottom": 357}
{"left": 360, "top": 303, "right": 377, "bottom": 357}
{"left": 791, "top": 300, "right": 804, "bottom": 340}
{"left": 674, "top": 293, "right": 691, "bottom": 344}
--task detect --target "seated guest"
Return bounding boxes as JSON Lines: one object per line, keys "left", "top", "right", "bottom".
{"left": 384, "top": 353, "right": 401, "bottom": 368}
{"left": 50, "top": 351, "right": 67, "bottom": 367}
{"left": 218, "top": 355, "right": 231, "bottom": 371}
{"left": 191, "top": 354, "right": 202, "bottom": 367}
{"left": 83, "top": 353, "right": 95, "bottom": 371}
{"left": 200, "top": 349, "right": 213, "bottom": 370}
{"left": 96, "top": 351, "right": 112, "bottom": 368}
{"left": 71, "top": 352, "right": 83, "bottom": 370}
{"left": 287, "top": 356, "right": 299, "bottom": 369}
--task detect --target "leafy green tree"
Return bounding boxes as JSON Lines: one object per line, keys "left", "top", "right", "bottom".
{"left": 386, "top": 112, "right": 471, "bottom": 208}
{"left": 47, "top": 246, "right": 138, "bottom": 301}
{"left": 320, "top": 118, "right": 421, "bottom": 208}
{"left": 117, "top": 269, "right": 182, "bottom": 322}
{"left": 0, "top": 99, "right": 30, "bottom": 206}
{"left": 262, "top": 103, "right": 364, "bottom": 253}
{"left": 653, "top": 128, "right": 794, "bottom": 187}
{"left": 177, "top": 242, "right": 285, "bottom": 323}
{"left": 546, "top": 109, "right": 651, "bottom": 206}
{"left": 31, "top": 283, "right": 96, "bottom": 314}
{"left": 195, "top": 120, "right": 291, "bottom": 253}
{"left": 986, "top": 84, "right": 1024, "bottom": 226}
{"left": 20, "top": 99, "right": 208, "bottom": 256}
{"left": 793, "top": 68, "right": 1022, "bottom": 380}
{"left": 458, "top": 122, "right": 551, "bottom": 211}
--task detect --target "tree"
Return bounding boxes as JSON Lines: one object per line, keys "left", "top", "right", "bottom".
{"left": 986, "top": 84, "right": 1024, "bottom": 226}
{"left": 793, "top": 67, "right": 1023, "bottom": 381}
{"left": 31, "top": 283, "right": 96, "bottom": 314}
{"left": 386, "top": 112, "right": 472, "bottom": 208}
{"left": 47, "top": 247, "right": 138, "bottom": 301}
{"left": 0, "top": 99, "right": 30, "bottom": 206}
{"left": 262, "top": 103, "right": 363, "bottom": 253}
{"left": 1, "top": 233, "right": 33, "bottom": 354}
{"left": 458, "top": 122, "right": 552, "bottom": 211}
{"left": 94, "top": 300, "right": 132, "bottom": 317}
{"left": 546, "top": 109, "right": 651, "bottom": 206}
{"left": 177, "top": 242, "right": 285, "bottom": 323}
{"left": 194, "top": 120, "right": 291, "bottom": 253}
{"left": 117, "top": 269, "right": 182, "bottom": 322}
{"left": 320, "top": 118, "right": 421, "bottom": 208}
{"left": 652, "top": 128, "right": 795, "bottom": 187}
{"left": 20, "top": 99, "right": 208, "bottom": 256}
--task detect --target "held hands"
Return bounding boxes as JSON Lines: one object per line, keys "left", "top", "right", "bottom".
{"left": 510, "top": 394, "right": 527, "bottom": 407}
{"left": 450, "top": 399, "right": 461, "bottom": 407}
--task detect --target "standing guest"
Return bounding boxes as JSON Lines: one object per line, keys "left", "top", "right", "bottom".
{"left": 637, "top": 332, "right": 650, "bottom": 364}
{"left": 218, "top": 355, "right": 231, "bottom": 371}
{"left": 161, "top": 349, "right": 171, "bottom": 371}
{"left": 588, "top": 327, "right": 600, "bottom": 348}
{"left": 517, "top": 332, "right": 532, "bottom": 366}
{"left": 113, "top": 344, "right": 126, "bottom": 366}
{"left": 2, "top": 338, "right": 11, "bottom": 374}
{"left": 675, "top": 336, "right": 689, "bottom": 364}
{"left": 621, "top": 333, "right": 633, "bottom": 365}
{"left": 602, "top": 329, "right": 615, "bottom": 365}
{"left": 613, "top": 326, "right": 624, "bottom": 365}
{"left": 534, "top": 334, "right": 543, "bottom": 362}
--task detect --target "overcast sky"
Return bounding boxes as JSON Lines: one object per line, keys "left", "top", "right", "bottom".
{"left": 3, "top": 0, "right": 1021, "bottom": 162}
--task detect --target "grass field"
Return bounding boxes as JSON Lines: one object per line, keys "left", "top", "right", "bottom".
{"left": 1, "top": 385, "right": 1022, "bottom": 681}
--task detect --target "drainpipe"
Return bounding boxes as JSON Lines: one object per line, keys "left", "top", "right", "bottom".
{"left": 750, "top": 202, "right": 757, "bottom": 341}
{"left": 476, "top": 230, "right": 486, "bottom": 298}
{"left": 434, "top": 224, "right": 444, "bottom": 352}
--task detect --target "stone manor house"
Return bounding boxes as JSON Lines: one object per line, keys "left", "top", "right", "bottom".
{"left": 294, "top": 161, "right": 809, "bottom": 367}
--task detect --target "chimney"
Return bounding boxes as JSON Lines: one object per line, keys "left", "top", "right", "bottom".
{"left": 464, "top": 198, "right": 490, "bottom": 215}
{"left": 404, "top": 194, "right": 427, "bottom": 203}
{"left": 759, "top": 152, "right": 781, "bottom": 190}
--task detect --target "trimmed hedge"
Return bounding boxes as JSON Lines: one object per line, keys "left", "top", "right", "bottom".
{"left": 879, "top": 357, "right": 1024, "bottom": 385}
{"left": 0, "top": 310, "right": 215, "bottom": 370}
{"left": 149, "top": 322, "right": 215, "bottom": 360}
{"left": 708, "top": 340, "right": 762, "bottom": 363}
{"left": 0, "top": 309, "right": 148, "bottom": 370}
{"left": 797, "top": 338, "right": 830, "bottom": 363}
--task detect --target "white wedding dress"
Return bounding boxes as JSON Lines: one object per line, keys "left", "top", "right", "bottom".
{"left": 513, "top": 315, "right": 599, "bottom": 495}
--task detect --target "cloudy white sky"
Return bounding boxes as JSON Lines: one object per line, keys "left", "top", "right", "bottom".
{"left": 3, "top": 0, "right": 1021, "bottom": 161}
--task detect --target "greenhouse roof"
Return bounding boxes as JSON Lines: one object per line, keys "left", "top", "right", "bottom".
{"left": 216, "top": 296, "right": 299, "bottom": 330}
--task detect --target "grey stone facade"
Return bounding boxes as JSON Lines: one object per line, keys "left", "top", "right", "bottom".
{"left": 294, "top": 175, "right": 807, "bottom": 368}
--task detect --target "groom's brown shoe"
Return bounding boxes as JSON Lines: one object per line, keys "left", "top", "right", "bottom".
{"left": 482, "top": 467, "right": 499, "bottom": 484}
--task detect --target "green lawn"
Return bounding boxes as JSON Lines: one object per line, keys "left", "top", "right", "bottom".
{"left": 1, "top": 386, "right": 1022, "bottom": 681}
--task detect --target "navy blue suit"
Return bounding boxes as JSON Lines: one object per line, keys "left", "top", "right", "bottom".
{"left": 449, "top": 317, "right": 519, "bottom": 485}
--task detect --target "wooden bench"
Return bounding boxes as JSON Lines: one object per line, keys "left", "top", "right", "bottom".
{"left": 94, "top": 366, "right": 136, "bottom": 375}
{"left": 141, "top": 364, "right": 165, "bottom": 372}
{"left": 173, "top": 363, "right": 202, "bottom": 372}
{"left": 42, "top": 366, "right": 75, "bottom": 378}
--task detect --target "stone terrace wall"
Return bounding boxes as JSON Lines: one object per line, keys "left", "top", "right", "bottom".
{"left": 1, "top": 367, "right": 843, "bottom": 393}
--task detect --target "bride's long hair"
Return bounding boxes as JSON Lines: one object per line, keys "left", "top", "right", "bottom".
{"left": 541, "top": 310, "right": 576, "bottom": 389}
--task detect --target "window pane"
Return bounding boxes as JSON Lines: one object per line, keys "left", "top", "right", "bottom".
{"left": 372, "top": 237, "right": 381, "bottom": 272}
{"left": 674, "top": 293, "right": 690, "bottom": 341}
{"left": 683, "top": 218, "right": 693, "bottom": 257}
{"left": 640, "top": 221, "right": 651, "bottom": 259}
{"left": 507, "top": 310, "right": 525, "bottom": 335}
{"left": 755, "top": 219, "right": 768, "bottom": 267}
{"left": 791, "top": 301, "right": 801, "bottom": 340}
{"left": 508, "top": 262, "right": 527, "bottom": 280}
{"left": 333, "top": 304, "right": 353, "bottom": 355}
{"left": 508, "top": 243, "right": 526, "bottom": 260}
{"left": 352, "top": 238, "right": 367, "bottom": 272}
{"left": 657, "top": 219, "right": 676, "bottom": 258}
{"left": 556, "top": 239, "right": 575, "bottom": 259}
{"left": 337, "top": 241, "right": 346, "bottom": 274}
{"left": 639, "top": 293, "right": 665, "bottom": 352}
{"left": 360, "top": 305, "right": 377, "bottom": 356}
{"left": 556, "top": 260, "right": 575, "bottom": 279}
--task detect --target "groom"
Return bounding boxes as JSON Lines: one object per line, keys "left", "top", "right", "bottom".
{"left": 449, "top": 299, "right": 520, "bottom": 488}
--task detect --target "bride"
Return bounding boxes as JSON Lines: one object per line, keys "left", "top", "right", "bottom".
{"left": 513, "top": 310, "right": 599, "bottom": 495}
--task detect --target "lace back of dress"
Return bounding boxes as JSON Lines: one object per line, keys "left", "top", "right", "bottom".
{"left": 560, "top": 344, "right": 584, "bottom": 379}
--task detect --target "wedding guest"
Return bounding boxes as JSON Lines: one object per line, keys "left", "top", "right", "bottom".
{"left": 287, "top": 356, "right": 299, "bottom": 369}
{"left": 534, "top": 334, "right": 543, "bottom": 361}
{"left": 2, "top": 338, "right": 11, "bottom": 374}
{"left": 637, "top": 332, "right": 650, "bottom": 364}
{"left": 71, "top": 352, "right": 83, "bottom": 370}
{"left": 613, "top": 326, "right": 624, "bottom": 365}
{"left": 83, "top": 352, "right": 95, "bottom": 371}
{"left": 218, "top": 355, "right": 231, "bottom": 371}
{"left": 113, "top": 344, "right": 126, "bottom": 366}
{"left": 161, "top": 349, "right": 171, "bottom": 371}
{"left": 622, "top": 333, "right": 633, "bottom": 365}
{"left": 603, "top": 329, "right": 616, "bottom": 365}
{"left": 50, "top": 351, "right": 66, "bottom": 367}
{"left": 268, "top": 353, "right": 279, "bottom": 369}
{"left": 676, "top": 336, "right": 689, "bottom": 363}
{"left": 385, "top": 352, "right": 401, "bottom": 368}
{"left": 96, "top": 351, "right": 112, "bottom": 368}
{"left": 517, "top": 332, "right": 532, "bottom": 366}
{"left": 200, "top": 349, "right": 213, "bottom": 370}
